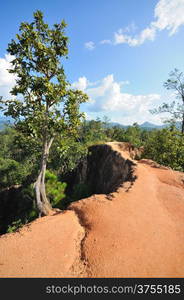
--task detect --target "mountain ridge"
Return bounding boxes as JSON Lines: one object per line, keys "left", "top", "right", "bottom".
{"left": 0, "top": 115, "right": 181, "bottom": 130}
{"left": 107, "top": 121, "right": 166, "bottom": 129}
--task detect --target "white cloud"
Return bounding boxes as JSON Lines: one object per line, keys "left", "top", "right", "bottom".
{"left": 86, "top": 74, "right": 160, "bottom": 112}
{"left": 73, "top": 74, "right": 163, "bottom": 124}
{"left": 123, "top": 22, "right": 138, "bottom": 33}
{"left": 114, "top": 31, "right": 128, "bottom": 45}
{"left": 113, "top": 0, "right": 184, "bottom": 47}
{"left": 84, "top": 41, "right": 95, "bottom": 50}
{"left": 100, "top": 39, "right": 112, "bottom": 45}
{"left": 72, "top": 76, "right": 89, "bottom": 91}
{"left": 153, "top": 0, "right": 184, "bottom": 35}
{"left": 114, "top": 26, "right": 156, "bottom": 46}
{"left": 0, "top": 54, "right": 16, "bottom": 98}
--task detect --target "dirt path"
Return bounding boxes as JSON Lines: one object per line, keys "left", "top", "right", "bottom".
{"left": 0, "top": 142, "right": 184, "bottom": 277}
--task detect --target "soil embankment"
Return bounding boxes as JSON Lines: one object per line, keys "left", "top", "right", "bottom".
{"left": 0, "top": 142, "right": 184, "bottom": 277}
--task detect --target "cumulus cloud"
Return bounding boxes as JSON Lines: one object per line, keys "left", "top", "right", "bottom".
{"left": 84, "top": 41, "right": 95, "bottom": 50}
{"left": 73, "top": 74, "right": 162, "bottom": 124}
{"left": 86, "top": 74, "right": 160, "bottom": 112}
{"left": 114, "top": 0, "right": 184, "bottom": 46}
{"left": 153, "top": 0, "right": 184, "bottom": 35}
{"left": 72, "top": 76, "right": 89, "bottom": 91}
{"left": 0, "top": 54, "right": 16, "bottom": 98}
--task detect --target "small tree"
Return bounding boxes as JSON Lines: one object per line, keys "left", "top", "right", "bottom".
{"left": 0, "top": 11, "right": 88, "bottom": 216}
{"left": 151, "top": 69, "right": 184, "bottom": 133}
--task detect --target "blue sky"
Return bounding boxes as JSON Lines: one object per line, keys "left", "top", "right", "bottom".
{"left": 0, "top": 0, "right": 184, "bottom": 124}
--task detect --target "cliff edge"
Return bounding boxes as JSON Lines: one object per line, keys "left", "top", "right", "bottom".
{"left": 0, "top": 142, "right": 184, "bottom": 277}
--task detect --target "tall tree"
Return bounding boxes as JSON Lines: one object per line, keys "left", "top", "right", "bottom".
{"left": 151, "top": 69, "right": 184, "bottom": 133}
{"left": 0, "top": 10, "right": 88, "bottom": 216}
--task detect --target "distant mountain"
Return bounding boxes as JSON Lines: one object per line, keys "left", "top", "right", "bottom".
{"left": 140, "top": 121, "right": 182, "bottom": 130}
{"left": 107, "top": 122, "right": 128, "bottom": 128}
{"left": 107, "top": 121, "right": 165, "bottom": 130}
{"left": 139, "top": 122, "right": 165, "bottom": 129}
{"left": 108, "top": 121, "right": 181, "bottom": 130}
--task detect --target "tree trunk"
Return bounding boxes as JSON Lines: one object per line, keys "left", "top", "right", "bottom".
{"left": 182, "top": 115, "right": 184, "bottom": 134}
{"left": 34, "top": 137, "right": 54, "bottom": 216}
{"left": 182, "top": 96, "right": 184, "bottom": 134}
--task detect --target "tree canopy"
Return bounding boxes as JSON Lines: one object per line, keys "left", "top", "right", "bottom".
{"left": 151, "top": 69, "right": 184, "bottom": 133}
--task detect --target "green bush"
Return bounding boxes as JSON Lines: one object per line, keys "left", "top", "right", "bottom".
{"left": 7, "top": 219, "right": 23, "bottom": 233}
{"left": 0, "top": 158, "right": 25, "bottom": 189}
{"left": 45, "top": 170, "right": 67, "bottom": 207}
{"left": 144, "top": 126, "right": 184, "bottom": 171}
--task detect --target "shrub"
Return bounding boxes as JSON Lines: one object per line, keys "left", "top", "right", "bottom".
{"left": 7, "top": 219, "right": 23, "bottom": 233}
{"left": 0, "top": 158, "right": 25, "bottom": 189}
{"left": 45, "top": 170, "right": 67, "bottom": 207}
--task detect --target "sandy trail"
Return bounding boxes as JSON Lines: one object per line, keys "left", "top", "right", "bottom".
{"left": 0, "top": 142, "right": 184, "bottom": 277}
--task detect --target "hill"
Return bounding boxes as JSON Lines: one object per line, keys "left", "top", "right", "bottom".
{"left": 107, "top": 121, "right": 166, "bottom": 130}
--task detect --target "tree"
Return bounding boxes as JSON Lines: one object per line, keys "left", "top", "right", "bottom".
{"left": 151, "top": 69, "right": 184, "bottom": 133}
{"left": 80, "top": 118, "right": 108, "bottom": 145}
{"left": 144, "top": 126, "right": 184, "bottom": 171}
{"left": 0, "top": 127, "right": 38, "bottom": 189}
{"left": 0, "top": 11, "right": 88, "bottom": 216}
{"left": 124, "top": 123, "right": 142, "bottom": 147}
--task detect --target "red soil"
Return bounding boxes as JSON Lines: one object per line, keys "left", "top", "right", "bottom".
{"left": 0, "top": 142, "right": 184, "bottom": 277}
